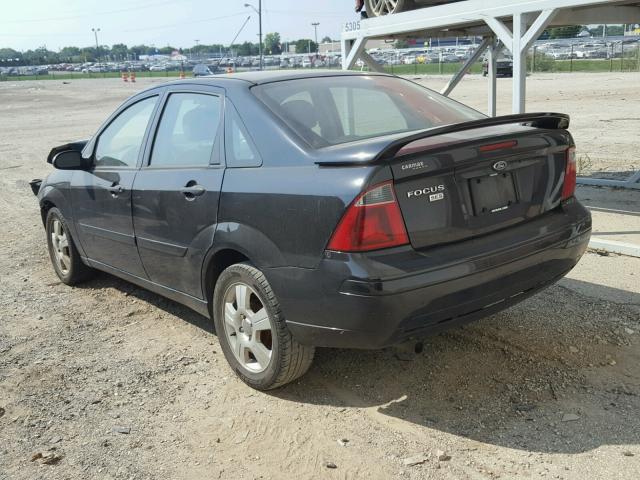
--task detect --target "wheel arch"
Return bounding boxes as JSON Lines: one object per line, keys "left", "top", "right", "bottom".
{"left": 39, "top": 184, "right": 87, "bottom": 258}
{"left": 202, "top": 247, "right": 251, "bottom": 318}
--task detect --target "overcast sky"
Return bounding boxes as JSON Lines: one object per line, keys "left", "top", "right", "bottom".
{"left": 1, "top": 0, "right": 355, "bottom": 51}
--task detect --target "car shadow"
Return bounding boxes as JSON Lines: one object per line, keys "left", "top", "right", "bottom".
{"left": 271, "top": 277, "right": 640, "bottom": 455}
{"left": 74, "top": 271, "right": 215, "bottom": 334}
{"left": 74, "top": 269, "right": 639, "bottom": 455}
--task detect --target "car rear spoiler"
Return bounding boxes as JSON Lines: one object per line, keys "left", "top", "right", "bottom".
{"left": 314, "top": 112, "right": 569, "bottom": 166}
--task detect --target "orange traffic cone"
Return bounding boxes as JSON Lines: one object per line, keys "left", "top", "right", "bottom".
{"left": 130, "top": 72, "right": 136, "bottom": 83}
{"left": 122, "top": 72, "right": 129, "bottom": 82}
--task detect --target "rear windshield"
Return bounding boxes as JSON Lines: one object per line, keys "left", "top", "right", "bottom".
{"left": 252, "top": 75, "right": 485, "bottom": 148}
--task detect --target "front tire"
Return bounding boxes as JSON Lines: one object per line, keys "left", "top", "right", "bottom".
{"left": 45, "top": 207, "right": 94, "bottom": 285}
{"left": 213, "top": 263, "right": 315, "bottom": 390}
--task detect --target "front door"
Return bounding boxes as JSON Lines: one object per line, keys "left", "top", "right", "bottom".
{"left": 71, "top": 94, "right": 159, "bottom": 277}
{"left": 131, "top": 88, "right": 224, "bottom": 298}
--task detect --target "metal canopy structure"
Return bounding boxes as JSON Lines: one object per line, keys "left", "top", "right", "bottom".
{"left": 341, "top": 0, "right": 640, "bottom": 188}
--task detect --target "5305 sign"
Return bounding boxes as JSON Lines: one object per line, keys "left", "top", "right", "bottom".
{"left": 343, "top": 21, "right": 361, "bottom": 32}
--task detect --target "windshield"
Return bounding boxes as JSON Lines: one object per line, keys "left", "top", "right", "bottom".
{"left": 252, "top": 75, "right": 485, "bottom": 148}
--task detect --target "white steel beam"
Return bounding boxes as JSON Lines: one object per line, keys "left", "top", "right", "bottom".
{"left": 440, "top": 37, "right": 492, "bottom": 97}
{"left": 512, "top": 13, "right": 527, "bottom": 114}
{"left": 340, "top": 38, "right": 352, "bottom": 70}
{"left": 360, "top": 50, "right": 386, "bottom": 73}
{"left": 484, "top": 9, "right": 557, "bottom": 113}
{"left": 343, "top": 37, "right": 366, "bottom": 70}
{"left": 341, "top": 0, "right": 631, "bottom": 41}
{"left": 522, "top": 9, "right": 558, "bottom": 51}
{"left": 483, "top": 17, "right": 513, "bottom": 49}
{"left": 487, "top": 38, "right": 500, "bottom": 117}
{"left": 553, "top": 5, "right": 640, "bottom": 24}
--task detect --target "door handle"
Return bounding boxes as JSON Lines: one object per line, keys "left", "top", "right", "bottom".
{"left": 108, "top": 184, "right": 125, "bottom": 196}
{"left": 180, "top": 184, "right": 206, "bottom": 199}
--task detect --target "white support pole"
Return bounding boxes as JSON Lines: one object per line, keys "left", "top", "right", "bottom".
{"left": 342, "top": 37, "right": 366, "bottom": 70}
{"left": 522, "top": 9, "right": 558, "bottom": 51}
{"left": 484, "top": 16, "right": 513, "bottom": 49}
{"left": 485, "top": 9, "right": 558, "bottom": 114}
{"left": 487, "top": 37, "right": 499, "bottom": 116}
{"left": 440, "top": 36, "right": 492, "bottom": 97}
{"left": 512, "top": 12, "right": 527, "bottom": 113}
{"left": 341, "top": 38, "right": 352, "bottom": 70}
{"left": 360, "top": 50, "right": 386, "bottom": 73}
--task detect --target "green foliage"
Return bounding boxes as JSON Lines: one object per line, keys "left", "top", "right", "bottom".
{"left": 294, "top": 39, "right": 317, "bottom": 54}
{"left": 588, "top": 25, "right": 625, "bottom": 37}
{"left": 264, "top": 32, "right": 281, "bottom": 55}
{"left": 395, "top": 40, "right": 409, "bottom": 49}
{"left": 530, "top": 52, "right": 556, "bottom": 72}
{"left": 58, "top": 46, "right": 82, "bottom": 62}
{"left": 231, "top": 42, "right": 258, "bottom": 56}
{"left": 321, "top": 36, "right": 334, "bottom": 43}
{"left": 110, "top": 44, "right": 129, "bottom": 61}
{"left": 545, "top": 26, "right": 582, "bottom": 39}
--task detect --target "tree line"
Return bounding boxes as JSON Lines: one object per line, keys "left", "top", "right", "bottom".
{"left": 0, "top": 33, "right": 335, "bottom": 66}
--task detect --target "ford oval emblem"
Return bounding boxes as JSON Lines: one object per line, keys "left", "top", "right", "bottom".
{"left": 493, "top": 160, "right": 507, "bottom": 171}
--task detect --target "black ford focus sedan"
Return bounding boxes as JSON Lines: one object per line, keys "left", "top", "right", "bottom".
{"left": 33, "top": 71, "right": 591, "bottom": 389}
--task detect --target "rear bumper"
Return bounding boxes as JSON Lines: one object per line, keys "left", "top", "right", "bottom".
{"left": 266, "top": 199, "right": 591, "bottom": 349}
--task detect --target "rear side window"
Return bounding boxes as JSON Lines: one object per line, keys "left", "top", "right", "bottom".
{"left": 253, "top": 75, "right": 484, "bottom": 148}
{"left": 225, "top": 103, "right": 262, "bottom": 168}
{"left": 150, "top": 92, "right": 221, "bottom": 167}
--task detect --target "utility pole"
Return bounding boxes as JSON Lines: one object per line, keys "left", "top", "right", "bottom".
{"left": 92, "top": 28, "right": 100, "bottom": 62}
{"left": 244, "top": 2, "right": 263, "bottom": 70}
{"left": 259, "top": 0, "right": 262, "bottom": 69}
{"left": 311, "top": 22, "right": 320, "bottom": 56}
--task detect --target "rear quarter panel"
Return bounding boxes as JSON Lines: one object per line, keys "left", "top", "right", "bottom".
{"left": 218, "top": 83, "right": 382, "bottom": 269}
{"left": 217, "top": 165, "right": 373, "bottom": 268}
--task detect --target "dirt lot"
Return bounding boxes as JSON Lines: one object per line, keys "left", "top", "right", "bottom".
{"left": 416, "top": 72, "right": 640, "bottom": 179}
{"left": 1, "top": 73, "right": 639, "bottom": 480}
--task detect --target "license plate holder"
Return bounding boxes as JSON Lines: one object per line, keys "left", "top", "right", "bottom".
{"left": 469, "top": 172, "right": 517, "bottom": 216}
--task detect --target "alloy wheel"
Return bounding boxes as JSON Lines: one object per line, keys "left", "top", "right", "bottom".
{"left": 370, "top": 0, "right": 399, "bottom": 16}
{"left": 222, "top": 282, "right": 274, "bottom": 373}
{"left": 51, "top": 219, "right": 71, "bottom": 275}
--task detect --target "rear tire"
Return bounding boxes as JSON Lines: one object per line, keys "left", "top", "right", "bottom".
{"left": 365, "top": 0, "right": 413, "bottom": 16}
{"left": 213, "top": 263, "right": 315, "bottom": 390}
{"left": 45, "top": 208, "right": 94, "bottom": 285}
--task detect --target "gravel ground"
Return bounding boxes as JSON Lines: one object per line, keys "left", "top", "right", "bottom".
{"left": 1, "top": 75, "right": 639, "bottom": 480}
{"left": 416, "top": 72, "right": 640, "bottom": 180}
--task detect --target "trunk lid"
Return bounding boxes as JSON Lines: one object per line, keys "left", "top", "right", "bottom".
{"left": 391, "top": 124, "right": 572, "bottom": 250}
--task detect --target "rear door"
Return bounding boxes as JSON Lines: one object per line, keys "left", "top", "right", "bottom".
{"left": 131, "top": 86, "right": 224, "bottom": 298}
{"left": 71, "top": 94, "right": 160, "bottom": 277}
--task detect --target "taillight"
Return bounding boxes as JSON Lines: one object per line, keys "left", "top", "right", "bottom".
{"left": 562, "top": 147, "right": 577, "bottom": 200}
{"left": 327, "top": 181, "right": 409, "bottom": 252}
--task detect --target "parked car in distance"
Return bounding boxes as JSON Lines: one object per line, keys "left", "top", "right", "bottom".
{"left": 192, "top": 64, "right": 214, "bottom": 77}
{"left": 33, "top": 71, "right": 591, "bottom": 390}
{"left": 483, "top": 57, "right": 514, "bottom": 77}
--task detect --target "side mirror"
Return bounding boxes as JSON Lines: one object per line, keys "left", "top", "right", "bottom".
{"left": 52, "top": 150, "right": 87, "bottom": 170}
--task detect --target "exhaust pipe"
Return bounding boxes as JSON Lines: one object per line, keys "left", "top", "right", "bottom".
{"left": 393, "top": 341, "right": 424, "bottom": 361}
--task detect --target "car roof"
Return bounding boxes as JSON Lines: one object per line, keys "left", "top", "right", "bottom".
{"left": 163, "top": 69, "right": 390, "bottom": 87}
